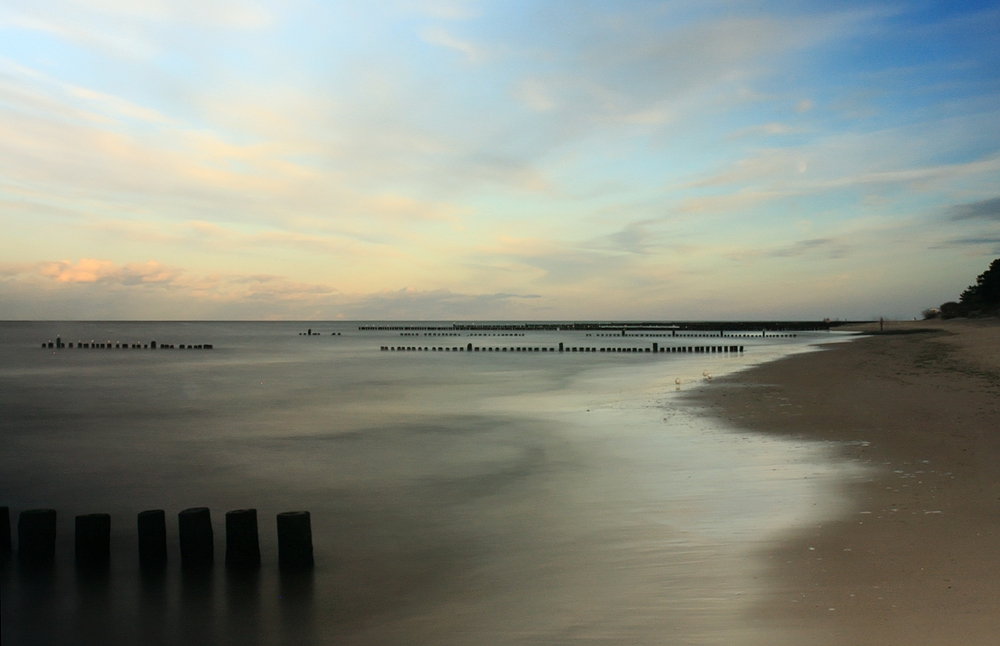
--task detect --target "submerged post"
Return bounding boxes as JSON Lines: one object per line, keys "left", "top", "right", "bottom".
{"left": 75, "top": 513, "right": 111, "bottom": 569}
{"left": 138, "top": 510, "right": 167, "bottom": 568}
{"left": 225, "top": 509, "right": 261, "bottom": 570}
{"left": 0, "top": 506, "right": 10, "bottom": 559}
{"left": 277, "top": 511, "right": 313, "bottom": 570}
{"left": 178, "top": 507, "right": 213, "bottom": 569}
{"left": 18, "top": 509, "right": 57, "bottom": 565}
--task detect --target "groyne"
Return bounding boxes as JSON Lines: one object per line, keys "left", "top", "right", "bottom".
{"left": 1, "top": 505, "right": 311, "bottom": 572}
{"left": 380, "top": 342, "right": 744, "bottom": 354}
{"left": 39, "top": 337, "right": 212, "bottom": 350}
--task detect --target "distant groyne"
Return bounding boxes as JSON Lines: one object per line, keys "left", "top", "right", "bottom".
{"left": 381, "top": 342, "right": 744, "bottom": 354}
{"left": 40, "top": 337, "right": 212, "bottom": 350}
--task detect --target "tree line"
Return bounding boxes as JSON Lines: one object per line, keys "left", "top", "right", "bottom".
{"left": 925, "top": 258, "right": 1000, "bottom": 319}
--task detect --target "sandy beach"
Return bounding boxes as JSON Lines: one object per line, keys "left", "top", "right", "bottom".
{"left": 687, "top": 319, "right": 1000, "bottom": 644}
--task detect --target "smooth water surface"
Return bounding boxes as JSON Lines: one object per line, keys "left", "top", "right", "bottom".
{"left": 0, "top": 322, "right": 859, "bottom": 644}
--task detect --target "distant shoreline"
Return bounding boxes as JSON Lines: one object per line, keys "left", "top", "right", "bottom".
{"left": 686, "top": 318, "right": 1000, "bottom": 644}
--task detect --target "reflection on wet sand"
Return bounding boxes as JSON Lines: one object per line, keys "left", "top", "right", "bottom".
{"left": 279, "top": 570, "right": 316, "bottom": 644}
{"left": 139, "top": 566, "right": 169, "bottom": 644}
{"left": 0, "top": 556, "right": 318, "bottom": 646}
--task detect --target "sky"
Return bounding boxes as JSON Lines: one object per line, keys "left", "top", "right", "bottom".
{"left": 1, "top": 0, "right": 999, "bottom": 321}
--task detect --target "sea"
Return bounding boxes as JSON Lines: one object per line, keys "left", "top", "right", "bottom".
{"left": 0, "top": 321, "right": 861, "bottom": 645}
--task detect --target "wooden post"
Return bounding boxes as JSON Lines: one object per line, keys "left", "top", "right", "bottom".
{"left": 0, "top": 506, "right": 10, "bottom": 559}
{"left": 277, "top": 511, "right": 313, "bottom": 570}
{"left": 178, "top": 507, "right": 213, "bottom": 569}
{"left": 225, "top": 509, "right": 261, "bottom": 570}
{"left": 75, "top": 513, "right": 111, "bottom": 569}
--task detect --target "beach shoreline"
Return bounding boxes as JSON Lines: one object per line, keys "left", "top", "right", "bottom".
{"left": 684, "top": 318, "right": 1000, "bottom": 645}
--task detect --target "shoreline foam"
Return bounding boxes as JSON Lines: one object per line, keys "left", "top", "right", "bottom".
{"left": 685, "top": 319, "right": 1000, "bottom": 645}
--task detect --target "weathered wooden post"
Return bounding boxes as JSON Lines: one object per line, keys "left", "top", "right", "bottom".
{"left": 225, "top": 509, "right": 260, "bottom": 570}
{"left": 178, "top": 507, "right": 213, "bottom": 569}
{"left": 75, "top": 513, "right": 111, "bottom": 568}
{"left": 277, "top": 511, "right": 313, "bottom": 570}
{"left": 18, "top": 509, "right": 57, "bottom": 565}
{"left": 0, "top": 506, "right": 10, "bottom": 558}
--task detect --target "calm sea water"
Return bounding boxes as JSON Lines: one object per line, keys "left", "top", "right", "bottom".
{"left": 0, "top": 322, "right": 859, "bottom": 645}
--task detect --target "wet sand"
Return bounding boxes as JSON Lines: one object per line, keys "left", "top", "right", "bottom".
{"left": 687, "top": 319, "right": 1000, "bottom": 644}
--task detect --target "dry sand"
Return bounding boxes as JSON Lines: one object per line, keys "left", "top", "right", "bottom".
{"left": 687, "top": 318, "right": 1000, "bottom": 645}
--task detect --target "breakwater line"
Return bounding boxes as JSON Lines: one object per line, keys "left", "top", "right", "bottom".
{"left": 1, "top": 505, "right": 312, "bottom": 571}
{"left": 381, "top": 342, "right": 745, "bottom": 354}
{"left": 39, "top": 337, "right": 213, "bottom": 350}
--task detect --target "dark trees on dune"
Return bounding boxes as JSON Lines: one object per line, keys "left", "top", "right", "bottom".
{"left": 926, "top": 257, "right": 1000, "bottom": 319}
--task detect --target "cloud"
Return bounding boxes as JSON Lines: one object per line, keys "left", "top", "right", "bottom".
{"left": 724, "top": 237, "right": 850, "bottom": 263}
{"left": 935, "top": 236, "right": 1000, "bottom": 254}
{"left": 766, "top": 237, "right": 849, "bottom": 259}
{"left": 341, "top": 288, "right": 543, "bottom": 319}
{"left": 948, "top": 196, "right": 1000, "bottom": 221}
{"left": 728, "top": 122, "right": 797, "bottom": 139}
{"left": 397, "top": 0, "right": 480, "bottom": 20}
{"left": 36, "top": 258, "right": 181, "bottom": 284}
{"left": 0, "top": 256, "right": 558, "bottom": 320}
{"left": 511, "top": 8, "right": 874, "bottom": 131}
{"left": 0, "top": 0, "right": 271, "bottom": 61}
{"left": 420, "top": 26, "right": 484, "bottom": 63}
{"left": 513, "top": 79, "right": 557, "bottom": 112}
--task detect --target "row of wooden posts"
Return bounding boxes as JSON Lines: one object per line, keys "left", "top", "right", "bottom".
{"left": 41, "top": 338, "right": 212, "bottom": 350}
{"left": 0, "top": 507, "right": 312, "bottom": 571}
{"left": 381, "top": 343, "right": 745, "bottom": 354}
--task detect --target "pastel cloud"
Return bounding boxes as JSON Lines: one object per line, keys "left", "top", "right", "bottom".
{"left": 37, "top": 258, "right": 179, "bottom": 284}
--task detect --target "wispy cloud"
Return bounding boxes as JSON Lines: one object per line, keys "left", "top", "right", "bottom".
{"left": 948, "top": 196, "right": 1000, "bottom": 221}
{"left": 420, "top": 26, "right": 484, "bottom": 63}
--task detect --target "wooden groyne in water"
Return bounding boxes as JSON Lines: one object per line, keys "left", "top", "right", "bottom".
{"left": 0, "top": 505, "right": 312, "bottom": 571}
{"left": 39, "top": 337, "right": 212, "bottom": 350}
{"left": 381, "top": 342, "right": 744, "bottom": 354}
